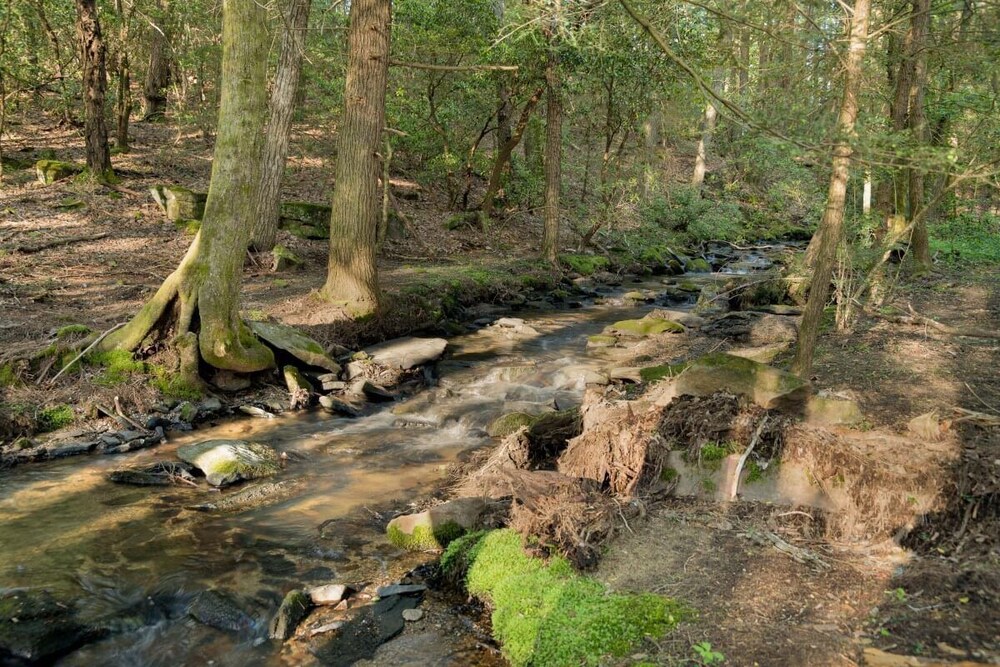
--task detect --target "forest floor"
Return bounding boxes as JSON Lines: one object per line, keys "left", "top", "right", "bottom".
{"left": 1, "top": 116, "right": 998, "bottom": 666}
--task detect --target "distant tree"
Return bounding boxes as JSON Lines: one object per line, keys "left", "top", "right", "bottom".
{"left": 321, "top": 0, "right": 392, "bottom": 316}
{"left": 74, "top": 0, "right": 112, "bottom": 177}
{"left": 141, "top": 0, "right": 170, "bottom": 120}
{"left": 541, "top": 40, "right": 561, "bottom": 265}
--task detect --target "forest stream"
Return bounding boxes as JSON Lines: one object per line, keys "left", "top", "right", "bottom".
{"left": 0, "top": 249, "right": 781, "bottom": 666}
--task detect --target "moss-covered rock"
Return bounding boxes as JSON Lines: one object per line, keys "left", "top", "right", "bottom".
{"left": 675, "top": 352, "right": 809, "bottom": 411}
{"left": 176, "top": 439, "right": 281, "bottom": 487}
{"left": 586, "top": 334, "right": 617, "bottom": 349}
{"left": 487, "top": 412, "right": 537, "bottom": 438}
{"left": 161, "top": 186, "right": 207, "bottom": 221}
{"left": 559, "top": 254, "right": 610, "bottom": 276}
{"left": 249, "top": 320, "right": 341, "bottom": 373}
{"left": 271, "top": 245, "right": 303, "bottom": 272}
{"left": 386, "top": 497, "right": 489, "bottom": 551}
{"left": 685, "top": 257, "right": 712, "bottom": 273}
{"left": 35, "top": 159, "right": 83, "bottom": 184}
{"left": 268, "top": 589, "right": 312, "bottom": 640}
{"left": 607, "top": 318, "right": 684, "bottom": 337}
{"left": 173, "top": 219, "right": 201, "bottom": 235}
{"left": 278, "top": 201, "right": 331, "bottom": 239}
{"left": 442, "top": 529, "right": 685, "bottom": 667}
{"left": 639, "top": 362, "right": 690, "bottom": 384}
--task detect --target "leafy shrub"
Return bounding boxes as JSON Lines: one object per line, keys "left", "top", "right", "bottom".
{"left": 930, "top": 211, "right": 1000, "bottom": 267}
{"left": 37, "top": 405, "right": 74, "bottom": 432}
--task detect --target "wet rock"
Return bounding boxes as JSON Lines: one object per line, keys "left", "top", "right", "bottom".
{"left": 363, "top": 337, "right": 447, "bottom": 370}
{"left": 284, "top": 365, "right": 314, "bottom": 409}
{"left": 313, "top": 592, "right": 420, "bottom": 665}
{"left": 319, "top": 395, "right": 362, "bottom": 417}
{"left": 212, "top": 369, "right": 252, "bottom": 392}
{"left": 249, "top": 320, "right": 341, "bottom": 373}
{"left": 0, "top": 590, "right": 102, "bottom": 664}
{"left": 622, "top": 291, "right": 651, "bottom": 302}
{"left": 674, "top": 352, "right": 809, "bottom": 411}
{"left": 685, "top": 257, "right": 712, "bottom": 273}
{"left": 401, "top": 609, "right": 424, "bottom": 622}
{"left": 109, "top": 461, "right": 195, "bottom": 486}
{"left": 188, "top": 590, "right": 253, "bottom": 633}
{"left": 308, "top": 584, "right": 351, "bottom": 606}
{"left": 352, "top": 631, "right": 459, "bottom": 667}
{"left": 493, "top": 318, "right": 539, "bottom": 336}
{"left": 386, "top": 498, "right": 490, "bottom": 551}
{"left": 349, "top": 379, "right": 395, "bottom": 403}
{"left": 269, "top": 589, "right": 312, "bottom": 640}
{"left": 45, "top": 440, "right": 95, "bottom": 458}
{"left": 189, "top": 479, "right": 302, "bottom": 512}
{"left": 606, "top": 318, "right": 684, "bottom": 337}
{"left": 375, "top": 584, "right": 427, "bottom": 598}
{"left": 586, "top": 334, "right": 617, "bottom": 349}
{"left": 175, "top": 401, "right": 198, "bottom": 423}
{"left": 553, "top": 366, "right": 609, "bottom": 389}
{"left": 177, "top": 439, "right": 281, "bottom": 486}
{"left": 35, "top": 159, "right": 83, "bottom": 184}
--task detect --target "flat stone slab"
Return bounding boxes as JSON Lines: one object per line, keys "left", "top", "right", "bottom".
{"left": 674, "top": 352, "right": 809, "bottom": 411}
{"left": 363, "top": 337, "right": 447, "bottom": 370}
{"left": 249, "top": 320, "right": 341, "bottom": 373}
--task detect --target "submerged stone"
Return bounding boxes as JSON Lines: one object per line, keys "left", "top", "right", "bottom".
{"left": 386, "top": 497, "right": 490, "bottom": 551}
{"left": 249, "top": 320, "right": 341, "bottom": 373}
{"left": 176, "top": 439, "right": 280, "bottom": 486}
{"left": 188, "top": 590, "right": 254, "bottom": 633}
{"left": 0, "top": 590, "right": 102, "bottom": 663}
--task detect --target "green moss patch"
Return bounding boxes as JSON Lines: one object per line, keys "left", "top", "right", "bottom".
{"left": 639, "top": 362, "right": 690, "bottom": 383}
{"left": 559, "top": 254, "right": 610, "bottom": 276}
{"left": 487, "top": 412, "right": 538, "bottom": 438}
{"left": 55, "top": 324, "right": 93, "bottom": 339}
{"left": 443, "top": 529, "right": 685, "bottom": 667}
{"left": 37, "top": 405, "right": 74, "bottom": 432}
{"left": 609, "top": 319, "right": 685, "bottom": 337}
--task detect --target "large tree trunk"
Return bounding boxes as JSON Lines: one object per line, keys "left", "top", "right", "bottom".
{"left": 791, "top": 0, "right": 871, "bottom": 377}
{"left": 74, "top": 0, "right": 112, "bottom": 177}
{"left": 541, "top": 47, "right": 562, "bottom": 265}
{"left": 102, "top": 0, "right": 274, "bottom": 376}
{"left": 691, "top": 97, "right": 717, "bottom": 189}
{"left": 320, "top": 0, "right": 391, "bottom": 316}
{"left": 250, "top": 0, "right": 312, "bottom": 251}
{"left": 141, "top": 0, "right": 170, "bottom": 120}
{"left": 906, "top": 0, "right": 932, "bottom": 271}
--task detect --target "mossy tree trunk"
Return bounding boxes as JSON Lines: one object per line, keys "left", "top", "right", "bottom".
{"left": 250, "top": 0, "right": 312, "bottom": 251}
{"left": 101, "top": 0, "right": 275, "bottom": 376}
{"left": 74, "top": 0, "right": 112, "bottom": 177}
{"left": 791, "top": 0, "right": 870, "bottom": 377}
{"left": 321, "top": 0, "right": 391, "bottom": 317}
{"left": 541, "top": 45, "right": 562, "bottom": 266}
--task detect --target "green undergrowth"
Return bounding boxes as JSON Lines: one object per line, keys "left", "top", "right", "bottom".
{"left": 639, "top": 361, "right": 690, "bottom": 383}
{"left": 50, "top": 349, "right": 201, "bottom": 400}
{"left": 559, "top": 254, "right": 610, "bottom": 276}
{"left": 37, "top": 404, "right": 75, "bottom": 432}
{"left": 442, "top": 529, "right": 686, "bottom": 667}
{"left": 930, "top": 212, "right": 1000, "bottom": 267}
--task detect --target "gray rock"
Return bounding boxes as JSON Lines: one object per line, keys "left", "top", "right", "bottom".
{"left": 198, "top": 397, "right": 224, "bottom": 413}
{"left": 312, "top": 593, "right": 420, "bottom": 664}
{"left": 212, "top": 369, "right": 252, "bottom": 392}
{"left": 401, "top": 609, "right": 424, "bottom": 622}
{"left": 386, "top": 498, "right": 489, "bottom": 551}
{"left": 350, "top": 379, "right": 395, "bottom": 403}
{"left": 45, "top": 440, "right": 95, "bottom": 458}
{"left": 319, "top": 394, "right": 362, "bottom": 417}
{"left": 189, "top": 479, "right": 302, "bottom": 512}
{"left": 363, "top": 337, "right": 447, "bottom": 370}
{"left": 176, "top": 439, "right": 281, "bottom": 487}
{"left": 249, "top": 320, "right": 341, "bottom": 373}
{"left": 308, "top": 584, "right": 350, "bottom": 606}
{"left": 375, "top": 584, "right": 427, "bottom": 598}
{"left": 188, "top": 590, "right": 253, "bottom": 633}
{"left": 269, "top": 589, "right": 312, "bottom": 640}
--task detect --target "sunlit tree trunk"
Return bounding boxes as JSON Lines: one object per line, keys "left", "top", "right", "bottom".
{"left": 102, "top": 0, "right": 274, "bottom": 377}
{"left": 791, "top": 0, "right": 871, "bottom": 377}
{"left": 250, "top": 0, "right": 312, "bottom": 251}
{"left": 321, "top": 0, "right": 391, "bottom": 316}
{"left": 74, "top": 0, "right": 112, "bottom": 177}
{"left": 541, "top": 46, "right": 562, "bottom": 265}
{"left": 691, "top": 97, "right": 717, "bottom": 189}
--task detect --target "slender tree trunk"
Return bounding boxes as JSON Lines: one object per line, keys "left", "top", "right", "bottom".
{"left": 639, "top": 111, "right": 660, "bottom": 200}
{"left": 142, "top": 0, "right": 170, "bottom": 120}
{"left": 250, "top": 0, "right": 312, "bottom": 251}
{"left": 691, "top": 97, "right": 717, "bottom": 189}
{"left": 113, "top": 0, "right": 132, "bottom": 152}
{"left": 907, "top": 0, "right": 932, "bottom": 271}
{"left": 791, "top": 0, "right": 871, "bottom": 377}
{"left": 541, "top": 47, "right": 562, "bottom": 265}
{"left": 480, "top": 87, "right": 544, "bottom": 219}
{"left": 74, "top": 0, "right": 112, "bottom": 177}
{"left": 321, "top": 0, "right": 391, "bottom": 316}
{"left": 102, "top": 0, "right": 274, "bottom": 377}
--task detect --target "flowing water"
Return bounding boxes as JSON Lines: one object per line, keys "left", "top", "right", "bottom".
{"left": 0, "top": 257, "right": 767, "bottom": 666}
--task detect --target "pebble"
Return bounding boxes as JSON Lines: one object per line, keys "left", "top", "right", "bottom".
{"left": 401, "top": 608, "right": 424, "bottom": 622}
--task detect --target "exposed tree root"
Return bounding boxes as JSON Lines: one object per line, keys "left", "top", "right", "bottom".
{"left": 883, "top": 303, "right": 1000, "bottom": 339}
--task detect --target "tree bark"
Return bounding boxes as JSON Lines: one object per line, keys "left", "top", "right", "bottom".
{"left": 480, "top": 86, "right": 544, "bottom": 220}
{"left": 541, "top": 46, "right": 562, "bottom": 265}
{"left": 791, "top": 0, "right": 871, "bottom": 377}
{"left": 250, "top": 0, "right": 312, "bottom": 251}
{"left": 691, "top": 97, "right": 717, "bottom": 189}
{"left": 906, "top": 0, "right": 932, "bottom": 271}
{"left": 141, "top": 0, "right": 170, "bottom": 120}
{"left": 74, "top": 0, "right": 112, "bottom": 177}
{"left": 321, "top": 0, "right": 391, "bottom": 316}
{"left": 113, "top": 0, "right": 132, "bottom": 152}
{"left": 102, "top": 0, "right": 274, "bottom": 376}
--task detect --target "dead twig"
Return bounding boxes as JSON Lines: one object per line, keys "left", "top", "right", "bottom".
{"left": 12, "top": 231, "right": 111, "bottom": 254}
{"left": 743, "top": 527, "right": 830, "bottom": 569}
{"left": 731, "top": 415, "right": 769, "bottom": 500}
{"left": 114, "top": 395, "right": 149, "bottom": 432}
{"left": 46, "top": 322, "right": 126, "bottom": 386}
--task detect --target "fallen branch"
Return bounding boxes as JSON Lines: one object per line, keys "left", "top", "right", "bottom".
{"left": 47, "top": 322, "right": 126, "bottom": 386}
{"left": 742, "top": 527, "right": 830, "bottom": 569}
{"left": 114, "top": 395, "right": 149, "bottom": 432}
{"left": 885, "top": 303, "right": 1000, "bottom": 339}
{"left": 731, "top": 415, "right": 768, "bottom": 500}
{"left": 102, "top": 181, "right": 143, "bottom": 197}
{"left": 952, "top": 407, "right": 1000, "bottom": 427}
{"left": 13, "top": 231, "right": 110, "bottom": 254}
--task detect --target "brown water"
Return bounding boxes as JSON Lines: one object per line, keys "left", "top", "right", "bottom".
{"left": 0, "top": 266, "right": 755, "bottom": 666}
